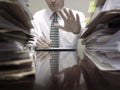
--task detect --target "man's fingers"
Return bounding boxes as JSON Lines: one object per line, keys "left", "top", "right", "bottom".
{"left": 40, "top": 36, "right": 47, "bottom": 43}
{"left": 63, "top": 8, "right": 69, "bottom": 19}
{"left": 37, "top": 38, "right": 44, "bottom": 46}
{"left": 76, "top": 14, "right": 80, "bottom": 22}
{"left": 37, "top": 36, "right": 50, "bottom": 47}
{"left": 69, "top": 9, "right": 75, "bottom": 21}
{"left": 76, "top": 14, "right": 81, "bottom": 30}
{"left": 59, "top": 9, "right": 67, "bottom": 21}
{"left": 36, "top": 39, "right": 50, "bottom": 48}
{"left": 42, "top": 32, "right": 46, "bottom": 39}
{"left": 36, "top": 40, "right": 42, "bottom": 46}
{"left": 40, "top": 35, "right": 50, "bottom": 46}
{"left": 54, "top": 23, "right": 64, "bottom": 30}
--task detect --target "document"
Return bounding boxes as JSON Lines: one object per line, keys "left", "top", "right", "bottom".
{"left": 102, "top": 0, "right": 120, "bottom": 11}
{"left": 0, "top": 0, "right": 33, "bottom": 29}
{"left": 0, "top": 41, "right": 23, "bottom": 52}
{"left": 0, "top": 67, "right": 35, "bottom": 80}
{"left": 0, "top": 0, "right": 35, "bottom": 80}
{"left": 81, "top": 10, "right": 120, "bottom": 38}
{"left": 82, "top": 28, "right": 120, "bottom": 71}
{"left": 79, "top": 0, "right": 120, "bottom": 72}
{"left": 96, "top": 0, "right": 106, "bottom": 7}
{"left": 0, "top": 9, "right": 27, "bottom": 29}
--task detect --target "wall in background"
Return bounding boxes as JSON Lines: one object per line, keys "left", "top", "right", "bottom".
{"left": 29, "top": 0, "right": 90, "bottom": 16}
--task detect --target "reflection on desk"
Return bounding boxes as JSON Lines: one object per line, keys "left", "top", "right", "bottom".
{"left": 34, "top": 51, "right": 81, "bottom": 90}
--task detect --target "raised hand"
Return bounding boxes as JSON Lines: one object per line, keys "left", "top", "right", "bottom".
{"left": 56, "top": 8, "right": 81, "bottom": 34}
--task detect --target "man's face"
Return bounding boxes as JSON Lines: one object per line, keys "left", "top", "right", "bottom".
{"left": 46, "top": 0, "right": 64, "bottom": 12}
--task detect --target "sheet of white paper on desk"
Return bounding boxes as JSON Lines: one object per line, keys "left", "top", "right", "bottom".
{"left": 102, "top": 0, "right": 120, "bottom": 11}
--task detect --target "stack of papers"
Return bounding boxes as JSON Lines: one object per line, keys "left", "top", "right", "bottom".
{"left": 81, "top": 0, "right": 120, "bottom": 38}
{"left": 0, "top": 0, "right": 35, "bottom": 81}
{"left": 82, "top": 28, "right": 120, "bottom": 71}
{"left": 96, "top": 0, "right": 106, "bottom": 7}
{"left": 81, "top": 10, "right": 120, "bottom": 38}
{"left": 102, "top": 0, "right": 120, "bottom": 11}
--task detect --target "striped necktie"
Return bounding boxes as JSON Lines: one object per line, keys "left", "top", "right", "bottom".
{"left": 50, "top": 13, "right": 59, "bottom": 74}
{"left": 50, "top": 12, "right": 59, "bottom": 47}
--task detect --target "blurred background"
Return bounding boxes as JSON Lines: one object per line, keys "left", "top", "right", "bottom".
{"left": 29, "top": 0, "right": 90, "bottom": 16}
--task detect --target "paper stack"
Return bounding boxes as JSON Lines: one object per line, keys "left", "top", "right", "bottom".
{"left": 78, "top": 0, "right": 120, "bottom": 71}
{"left": 82, "top": 28, "right": 120, "bottom": 71}
{"left": 81, "top": 0, "right": 120, "bottom": 38}
{"left": 0, "top": 0, "right": 35, "bottom": 90}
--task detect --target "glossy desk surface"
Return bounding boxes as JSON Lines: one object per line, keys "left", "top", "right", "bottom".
{"left": 34, "top": 50, "right": 81, "bottom": 90}
{"left": 0, "top": 50, "right": 84, "bottom": 90}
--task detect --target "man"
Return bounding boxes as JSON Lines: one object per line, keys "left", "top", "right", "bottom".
{"left": 31, "top": 0, "right": 86, "bottom": 49}
{"left": 32, "top": 0, "right": 86, "bottom": 89}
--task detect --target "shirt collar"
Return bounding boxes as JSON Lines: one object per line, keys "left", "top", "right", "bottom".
{"left": 47, "top": 8, "right": 53, "bottom": 20}
{"left": 48, "top": 7, "right": 66, "bottom": 20}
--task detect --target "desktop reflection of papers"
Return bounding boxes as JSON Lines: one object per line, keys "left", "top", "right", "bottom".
{"left": 34, "top": 51, "right": 81, "bottom": 90}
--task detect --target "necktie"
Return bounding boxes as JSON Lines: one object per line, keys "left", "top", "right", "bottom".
{"left": 50, "top": 13, "right": 59, "bottom": 74}
{"left": 50, "top": 12, "right": 59, "bottom": 47}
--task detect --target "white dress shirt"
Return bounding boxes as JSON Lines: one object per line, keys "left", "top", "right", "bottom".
{"left": 31, "top": 7, "right": 86, "bottom": 49}
{"left": 33, "top": 8, "right": 84, "bottom": 88}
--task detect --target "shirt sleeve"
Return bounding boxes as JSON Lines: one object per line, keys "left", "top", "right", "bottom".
{"left": 30, "top": 19, "right": 42, "bottom": 47}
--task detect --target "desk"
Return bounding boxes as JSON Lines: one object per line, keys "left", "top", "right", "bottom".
{"left": 34, "top": 50, "right": 81, "bottom": 90}
{"left": 80, "top": 56, "right": 120, "bottom": 90}
{"left": 0, "top": 50, "right": 83, "bottom": 90}
{"left": 0, "top": 76, "right": 34, "bottom": 90}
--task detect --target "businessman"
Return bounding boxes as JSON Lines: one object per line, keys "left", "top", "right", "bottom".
{"left": 32, "top": 0, "right": 86, "bottom": 89}
{"left": 31, "top": 0, "right": 86, "bottom": 49}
